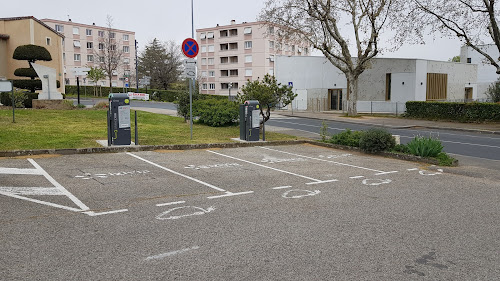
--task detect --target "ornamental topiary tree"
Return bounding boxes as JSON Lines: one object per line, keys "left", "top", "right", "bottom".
{"left": 12, "top": 44, "right": 52, "bottom": 93}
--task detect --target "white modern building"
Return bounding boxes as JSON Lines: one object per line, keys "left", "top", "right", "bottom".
{"left": 196, "top": 20, "right": 311, "bottom": 96}
{"left": 460, "top": 44, "right": 499, "bottom": 99}
{"left": 41, "top": 18, "right": 136, "bottom": 88}
{"left": 276, "top": 56, "right": 478, "bottom": 113}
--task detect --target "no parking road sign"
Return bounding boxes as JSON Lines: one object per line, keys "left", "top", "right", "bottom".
{"left": 182, "top": 38, "right": 199, "bottom": 58}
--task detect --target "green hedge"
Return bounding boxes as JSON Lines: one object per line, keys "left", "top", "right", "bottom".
{"left": 14, "top": 68, "right": 38, "bottom": 78}
{"left": 193, "top": 99, "right": 239, "bottom": 127}
{"left": 406, "top": 101, "right": 500, "bottom": 122}
{"left": 1, "top": 92, "right": 38, "bottom": 108}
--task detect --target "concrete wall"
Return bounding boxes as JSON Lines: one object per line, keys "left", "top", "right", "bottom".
{"left": 426, "top": 60, "right": 477, "bottom": 100}
{"left": 460, "top": 45, "right": 498, "bottom": 99}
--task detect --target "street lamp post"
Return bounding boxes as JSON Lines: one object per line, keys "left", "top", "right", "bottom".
{"left": 135, "top": 40, "right": 139, "bottom": 92}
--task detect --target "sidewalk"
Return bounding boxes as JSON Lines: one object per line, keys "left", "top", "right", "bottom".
{"left": 277, "top": 110, "right": 500, "bottom": 134}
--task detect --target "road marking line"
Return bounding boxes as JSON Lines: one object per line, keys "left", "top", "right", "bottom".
{"left": 83, "top": 209, "right": 129, "bottom": 216}
{"left": 126, "top": 153, "right": 227, "bottom": 193}
{"left": 207, "top": 150, "right": 323, "bottom": 182}
{"left": 272, "top": 186, "right": 292, "bottom": 190}
{"left": 305, "top": 179, "right": 338, "bottom": 185}
{"left": 145, "top": 246, "right": 200, "bottom": 261}
{"left": 156, "top": 201, "right": 186, "bottom": 207}
{"left": 0, "top": 187, "right": 64, "bottom": 196}
{"left": 0, "top": 167, "right": 44, "bottom": 175}
{"left": 258, "top": 147, "right": 387, "bottom": 174}
{"left": 28, "top": 159, "right": 91, "bottom": 211}
{"left": 374, "top": 171, "right": 399, "bottom": 175}
{"left": 0, "top": 191, "right": 83, "bottom": 212}
{"left": 350, "top": 176, "right": 365, "bottom": 179}
{"left": 271, "top": 120, "right": 345, "bottom": 131}
{"left": 407, "top": 168, "right": 419, "bottom": 171}
{"left": 207, "top": 191, "right": 254, "bottom": 199}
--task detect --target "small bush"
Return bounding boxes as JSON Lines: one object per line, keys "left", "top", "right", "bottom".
{"left": 320, "top": 121, "right": 329, "bottom": 142}
{"left": 328, "top": 129, "right": 364, "bottom": 147}
{"left": 177, "top": 88, "right": 201, "bottom": 121}
{"left": 359, "top": 128, "right": 396, "bottom": 153}
{"left": 393, "top": 144, "right": 410, "bottom": 154}
{"left": 93, "top": 101, "right": 109, "bottom": 109}
{"left": 406, "top": 136, "right": 444, "bottom": 158}
{"left": 193, "top": 99, "right": 239, "bottom": 127}
{"left": 436, "top": 152, "right": 456, "bottom": 166}
{"left": 486, "top": 78, "right": 500, "bottom": 103}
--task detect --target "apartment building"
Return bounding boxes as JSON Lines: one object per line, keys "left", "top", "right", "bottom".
{"left": 0, "top": 16, "right": 64, "bottom": 93}
{"left": 42, "top": 18, "right": 135, "bottom": 88}
{"left": 196, "top": 20, "right": 311, "bottom": 96}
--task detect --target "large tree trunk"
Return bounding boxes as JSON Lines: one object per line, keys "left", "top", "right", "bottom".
{"left": 347, "top": 74, "right": 359, "bottom": 116}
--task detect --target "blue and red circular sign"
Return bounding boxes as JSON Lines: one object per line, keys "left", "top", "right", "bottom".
{"left": 182, "top": 38, "right": 199, "bottom": 58}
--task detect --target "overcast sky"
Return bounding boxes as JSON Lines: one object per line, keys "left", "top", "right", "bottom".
{"left": 1, "top": 0, "right": 464, "bottom": 61}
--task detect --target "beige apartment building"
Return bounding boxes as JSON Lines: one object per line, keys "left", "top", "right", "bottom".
{"left": 0, "top": 16, "right": 65, "bottom": 93}
{"left": 196, "top": 20, "right": 311, "bottom": 96}
{"left": 42, "top": 19, "right": 136, "bottom": 88}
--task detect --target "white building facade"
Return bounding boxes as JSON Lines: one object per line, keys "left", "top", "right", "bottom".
{"left": 41, "top": 19, "right": 136, "bottom": 88}
{"left": 276, "top": 56, "right": 478, "bottom": 113}
{"left": 460, "top": 44, "right": 499, "bottom": 99}
{"left": 196, "top": 20, "right": 311, "bottom": 96}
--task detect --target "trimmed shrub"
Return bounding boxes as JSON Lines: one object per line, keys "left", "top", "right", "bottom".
{"left": 13, "top": 44, "right": 52, "bottom": 61}
{"left": 406, "top": 101, "right": 500, "bottom": 122}
{"left": 193, "top": 99, "right": 239, "bottom": 127}
{"left": 406, "top": 136, "right": 443, "bottom": 158}
{"left": 393, "top": 144, "right": 410, "bottom": 154}
{"left": 359, "top": 128, "right": 396, "bottom": 153}
{"left": 14, "top": 68, "right": 38, "bottom": 78}
{"left": 13, "top": 79, "right": 42, "bottom": 92}
{"left": 327, "top": 129, "right": 364, "bottom": 147}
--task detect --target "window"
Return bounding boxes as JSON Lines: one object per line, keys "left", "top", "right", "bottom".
{"left": 208, "top": 58, "right": 214, "bottom": 65}
{"left": 208, "top": 45, "right": 214, "bottom": 52}
{"left": 123, "top": 46, "right": 130, "bottom": 53}
{"left": 74, "top": 54, "right": 81, "bottom": 61}
{"left": 305, "top": 47, "right": 309, "bottom": 54}
{"left": 73, "top": 40, "right": 81, "bottom": 48}
{"left": 269, "top": 26, "right": 275, "bottom": 34}
{"left": 124, "top": 58, "right": 130, "bottom": 64}
{"left": 292, "top": 45, "right": 295, "bottom": 52}
{"left": 87, "top": 42, "right": 93, "bottom": 49}
{"left": 112, "top": 81, "right": 117, "bottom": 87}
{"left": 220, "top": 30, "right": 228, "bottom": 37}
{"left": 124, "top": 70, "right": 130, "bottom": 77}
{"left": 110, "top": 32, "right": 116, "bottom": 39}
{"left": 269, "top": 41, "right": 275, "bottom": 49}
{"left": 209, "top": 83, "right": 215, "bottom": 90}
{"left": 244, "top": 41, "right": 252, "bottom": 49}
{"left": 209, "top": 71, "right": 215, "bottom": 77}
{"left": 87, "top": 55, "right": 94, "bottom": 62}
{"left": 123, "top": 34, "right": 129, "bottom": 41}
{"left": 200, "top": 33, "right": 206, "bottom": 39}
{"left": 201, "top": 58, "right": 207, "bottom": 65}
{"left": 55, "top": 25, "right": 64, "bottom": 32}
{"left": 229, "top": 43, "right": 238, "bottom": 50}
{"left": 110, "top": 45, "right": 116, "bottom": 51}
{"left": 269, "top": 55, "right": 275, "bottom": 62}
{"left": 63, "top": 53, "right": 65, "bottom": 61}
{"left": 207, "top": 32, "right": 214, "bottom": 39}
{"left": 385, "top": 73, "right": 391, "bottom": 101}
{"left": 202, "top": 83, "right": 208, "bottom": 90}
{"left": 99, "top": 57, "right": 105, "bottom": 63}
{"left": 230, "top": 69, "right": 238, "bottom": 76}
{"left": 221, "top": 57, "right": 228, "bottom": 64}
{"left": 230, "top": 29, "right": 238, "bottom": 36}
{"left": 112, "top": 70, "right": 118, "bottom": 76}
{"left": 73, "top": 27, "right": 79, "bottom": 35}
{"left": 86, "top": 29, "right": 92, "bottom": 36}
{"left": 426, "top": 73, "right": 448, "bottom": 100}
{"left": 220, "top": 43, "right": 228, "bottom": 51}
{"left": 244, "top": 27, "right": 252, "bottom": 34}
{"left": 245, "top": 55, "right": 252, "bottom": 63}
{"left": 245, "top": 69, "right": 252, "bottom": 77}
{"left": 46, "top": 37, "right": 51, "bottom": 46}
{"left": 221, "top": 70, "right": 229, "bottom": 77}
{"left": 98, "top": 31, "right": 104, "bottom": 37}
{"left": 98, "top": 43, "right": 104, "bottom": 50}
{"left": 201, "top": 46, "right": 207, "bottom": 53}
{"left": 201, "top": 71, "right": 207, "bottom": 77}
{"left": 230, "top": 56, "right": 238, "bottom": 63}
{"left": 467, "top": 58, "right": 472, "bottom": 63}
{"left": 101, "top": 81, "right": 106, "bottom": 86}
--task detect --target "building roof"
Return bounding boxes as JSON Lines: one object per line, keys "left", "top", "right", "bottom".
{"left": 41, "top": 18, "right": 135, "bottom": 35}
{"left": 196, "top": 21, "right": 267, "bottom": 32}
{"left": 0, "top": 16, "right": 64, "bottom": 38}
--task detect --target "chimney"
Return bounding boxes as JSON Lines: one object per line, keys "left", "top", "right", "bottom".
{"left": 231, "top": 20, "right": 236, "bottom": 25}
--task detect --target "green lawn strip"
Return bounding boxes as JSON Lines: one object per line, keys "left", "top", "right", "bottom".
{"left": 0, "top": 109, "right": 298, "bottom": 151}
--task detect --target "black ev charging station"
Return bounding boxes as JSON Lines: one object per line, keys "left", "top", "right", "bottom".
{"left": 108, "top": 93, "right": 131, "bottom": 146}
{"left": 239, "top": 100, "right": 261, "bottom": 142}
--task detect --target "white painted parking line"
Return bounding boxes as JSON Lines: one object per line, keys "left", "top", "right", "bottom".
{"left": 83, "top": 209, "right": 129, "bottom": 216}
{"left": 126, "top": 153, "right": 228, "bottom": 193}
{"left": 259, "top": 146, "right": 391, "bottom": 174}
{"left": 305, "top": 179, "right": 338, "bottom": 185}
{"left": 0, "top": 167, "right": 43, "bottom": 175}
{"left": 350, "top": 176, "right": 365, "bottom": 179}
{"left": 207, "top": 191, "right": 254, "bottom": 199}
{"left": 156, "top": 206, "right": 215, "bottom": 220}
{"left": 156, "top": 201, "right": 186, "bottom": 207}
{"left": 374, "top": 171, "right": 399, "bottom": 175}
{"left": 207, "top": 150, "right": 329, "bottom": 183}
{"left": 0, "top": 191, "right": 83, "bottom": 212}
{"left": 0, "top": 187, "right": 64, "bottom": 196}
{"left": 145, "top": 246, "right": 200, "bottom": 261}
{"left": 407, "top": 168, "right": 419, "bottom": 171}
{"left": 272, "top": 186, "right": 292, "bottom": 190}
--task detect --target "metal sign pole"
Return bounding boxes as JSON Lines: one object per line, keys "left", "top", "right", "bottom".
{"left": 11, "top": 87, "right": 15, "bottom": 123}
{"left": 190, "top": 0, "right": 194, "bottom": 140}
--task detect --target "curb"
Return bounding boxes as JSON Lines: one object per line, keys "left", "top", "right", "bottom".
{"left": 279, "top": 113, "right": 500, "bottom": 135}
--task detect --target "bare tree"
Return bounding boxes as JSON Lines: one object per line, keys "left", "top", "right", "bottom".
{"left": 94, "top": 15, "right": 123, "bottom": 89}
{"left": 400, "top": 0, "right": 500, "bottom": 74}
{"left": 259, "top": 0, "right": 394, "bottom": 116}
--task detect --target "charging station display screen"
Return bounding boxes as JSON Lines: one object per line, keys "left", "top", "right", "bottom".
{"left": 252, "top": 110, "right": 260, "bottom": 128}
{"left": 118, "top": 105, "right": 131, "bottom": 129}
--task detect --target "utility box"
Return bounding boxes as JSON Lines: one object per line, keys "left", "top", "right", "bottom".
{"left": 108, "top": 93, "right": 131, "bottom": 145}
{"left": 239, "top": 100, "right": 261, "bottom": 141}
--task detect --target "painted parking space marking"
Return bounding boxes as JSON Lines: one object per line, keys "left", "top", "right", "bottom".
{"left": 305, "top": 179, "right": 338, "bottom": 185}
{"left": 282, "top": 189, "right": 321, "bottom": 199}
{"left": 407, "top": 168, "right": 419, "bottom": 171}
{"left": 319, "top": 154, "right": 352, "bottom": 159}
{"left": 83, "top": 209, "right": 129, "bottom": 216}
{"left": 184, "top": 163, "right": 241, "bottom": 170}
{"left": 362, "top": 179, "right": 392, "bottom": 186}
{"left": 374, "top": 171, "right": 399, "bottom": 175}
{"left": 261, "top": 156, "right": 307, "bottom": 164}
{"left": 350, "top": 176, "right": 365, "bottom": 179}
{"left": 207, "top": 191, "right": 254, "bottom": 199}
{"left": 156, "top": 201, "right": 186, "bottom": 207}
{"left": 156, "top": 206, "right": 215, "bottom": 220}
{"left": 207, "top": 150, "right": 332, "bottom": 184}
{"left": 0, "top": 167, "right": 44, "bottom": 175}
{"left": 74, "top": 170, "right": 150, "bottom": 180}
{"left": 145, "top": 246, "right": 200, "bottom": 261}
{"left": 258, "top": 146, "right": 393, "bottom": 174}
{"left": 419, "top": 170, "right": 443, "bottom": 176}
{"left": 0, "top": 187, "right": 64, "bottom": 196}
{"left": 272, "top": 186, "right": 292, "bottom": 190}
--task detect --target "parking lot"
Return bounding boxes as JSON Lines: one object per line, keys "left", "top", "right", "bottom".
{"left": 1, "top": 144, "right": 499, "bottom": 280}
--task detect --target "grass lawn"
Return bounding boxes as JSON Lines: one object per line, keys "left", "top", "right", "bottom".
{"left": 0, "top": 109, "right": 299, "bottom": 151}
